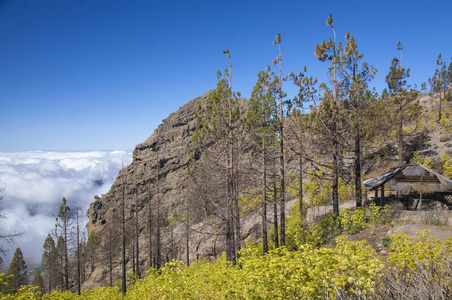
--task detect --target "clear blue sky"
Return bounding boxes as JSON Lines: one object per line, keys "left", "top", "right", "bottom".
{"left": 1, "top": 0, "right": 451, "bottom": 151}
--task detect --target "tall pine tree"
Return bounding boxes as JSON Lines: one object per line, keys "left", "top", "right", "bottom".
{"left": 192, "top": 49, "right": 243, "bottom": 264}
{"left": 287, "top": 67, "right": 318, "bottom": 219}
{"left": 246, "top": 67, "right": 278, "bottom": 254}
{"left": 42, "top": 234, "right": 58, "bottom": 292}
{"left": 339, "top": 32, "right": 376, "bottom": 207}
{"left": 384, "top": 42, "right": 421, "bottom": 166}
{"left": 314, "top": 14, "right": 342, "bottom": 217}
{"left": 6, "top": 248, "right": 27, "bottom": 291}
{"left": 429, "top": 53, "right": 449, "bottom": 123}
{"left": 272, "top": 33, "right": 288, "bottom": 245}
{"left": 55, "top": 197, "right": 70, "bottom": 291}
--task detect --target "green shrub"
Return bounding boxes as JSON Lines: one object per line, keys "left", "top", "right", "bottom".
{"left": 381, "top": 236, "right": 392, "bottom": 248}
{"left": 441, "top": 152, "right": 452, "bottom": 178}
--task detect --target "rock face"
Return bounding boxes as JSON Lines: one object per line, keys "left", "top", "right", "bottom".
{"left": 87, "top": 91, "right": 207, "bottom": 229}
{"left": 84, "top": 91, "right": 262, "bottom": 287}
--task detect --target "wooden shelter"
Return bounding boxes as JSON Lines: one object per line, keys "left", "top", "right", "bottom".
{"left": 363, "top": 164, "right": 452, "bottom": 210}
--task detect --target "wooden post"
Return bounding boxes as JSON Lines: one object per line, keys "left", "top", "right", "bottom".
{"left": 419, "top": 191, "right": 422, "bottom": 211}
{"left": 374, "top": 188, "right": 378, "bottom": 203}
{"left": 380, "top": 185, "right": 385, "bottom": 206}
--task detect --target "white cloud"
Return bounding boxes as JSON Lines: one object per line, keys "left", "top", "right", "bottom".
{"left": 0, "top": 150, "right": 132, "bottom": 269}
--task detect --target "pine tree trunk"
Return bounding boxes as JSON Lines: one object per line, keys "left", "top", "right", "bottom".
{"left": 121, "top": 181, "right": 126, "bottom": 294}
{"left": 170, "top": 222, "right": 174, "bottom": 261}
{"left": 109, "top": 221, "right": 113, "bottom": 287}
{"left": 273, "top": 174, "right": 279, "bottom": 249}
{"left": 354, "top": 122, "right": 362, "bottom": 207}
{"left": 76, "top": 211, "right": 81, "bottom": 295}
{"left": 64, "top": 218, "right": 69, "bottom": 291}
{"left": 332, "top": 49, "right": 339, "bottom": 218}
{"left": 398, "top": 129, "right": 404, "bottom": 166}
{"left": 332, "top": 134, "right": 339, "bottom": 217}
{"left": 227, "top": 134, "right": 235, "bottom": 265}
{"left": 262, "top": 143, "right": 268, "bottom": 255}
{"left": 148, "top": 187, "right": 153, "bottom": 270}
{"left": 135, "top": 191, "right": 140, "bottom": 278}
{"left": 399, "top": 100, "right": 404, "bottom": 166}
{"left": 438, "top": 86, "right": 443, "bottom": 123}
{"left": 278, "top": 102, "right": 286, "bottom": 245}
{"left": 131, "top": 234, "right": 136, "bottom": 276}
{"left": 186, "top": 197, "right": 190, "bottom": 266}
{"left": 226, "top": 76, "right": 237, "bottom": 265}
{"left": 299, "top": 154, "right": 303, "bottom": 219}
{"left": 156, "top": 186, "right": 161, "bottom": 270}
{"left": 154, "top": 158, "right": 162, "bottom": 270}
{"left": 234, "top": 171, "right": 241, "bottom": 261}
{"left": 279, "top": 127, "right": 285, "bottom": 246}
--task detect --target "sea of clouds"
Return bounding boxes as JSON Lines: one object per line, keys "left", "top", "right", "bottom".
{"left": 0, "top": 150, "right": 133, "bottom": 270}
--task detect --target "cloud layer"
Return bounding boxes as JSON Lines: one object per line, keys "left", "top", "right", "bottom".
{"left": 0, "top": 150, "right": 132, "bottom": 269}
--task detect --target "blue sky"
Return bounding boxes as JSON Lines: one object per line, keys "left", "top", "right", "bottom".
{"left": 1, "top": 0, "right": 451, "bottom": 151}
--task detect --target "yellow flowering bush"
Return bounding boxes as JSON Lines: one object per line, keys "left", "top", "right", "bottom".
{"left": 3, "top": 230, "right": 452, "bottom": 299}
{"left": 389, "top": 230, "right": 452, "bottom": 271}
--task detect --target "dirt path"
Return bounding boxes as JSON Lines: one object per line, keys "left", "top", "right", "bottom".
{"left": 304, "top": 201, "right": 355, "bottom": 222}
{"left": 389, "top": 223, "right": 452, "bottom": 241}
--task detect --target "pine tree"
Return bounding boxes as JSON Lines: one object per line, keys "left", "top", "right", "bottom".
{"left": 55, "top": 235, "right": 66, "bottom": 289}
{"left": 421, "top": 82, "right": 427, "bottom": 92}
{"left": 85, "top": 231, "right": 101, "bottom": 278}
{"left": 246, "top": 67, "right": 278, "bottom": 254}
{"left": 153, "top": 148, "right": 162, "bottom": 270}
{"left": 121, "top": 173, "right": 127, "bottom": 294}
{"left": 287, "top": 67, "right": 317, "bottom": 218}
{"left": 192, "top": 49, "right": 243, "bottom": 264}
{"left": 185, "top": 189, "right": 190, "bottom": 266}
{"left": 384, "top": 43, "right": 422, "bottom": 166}
{"left": 314, "top": 14, "right": 342, "bottom": 217}
{"left": 340, "top": 32, "right": 376, "bottom": 207}
{"left": 272, "top": 33, "right": 288, "bottom": 245}
{"left": 42, "top": 234, "right": 58, "bottom": 292}
{"left": 447, "top": 58, "right": 452, "bottom": 94}
{"left": 75, "top": 208, "right": 82, "bottom": 295}
{"left": 100, "top": 208, "right": 118, "bottom": 287}
{"left": 272, "top": 165, "right": 279, "bottom": 248}
{"left": 146, "top": 180, "right": 154, "bottom": 270}
{"left": 133, "top": 186, "right": 140, "bottom": 279}
{"left": 429, "top": 53, "right": 449, "bottom": 123}
{"left": 55, "top": 197, "right": 70, "bottom": 291}
{"left": 6, "top": 248, "right": 27, "bottom": 291}
{"left": 31, "top": 270, "right": 44, "bottom": 292}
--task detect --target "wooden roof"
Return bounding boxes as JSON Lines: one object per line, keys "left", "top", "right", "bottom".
{"left": 363, "top": 164, "right": 452, "bottom": 193}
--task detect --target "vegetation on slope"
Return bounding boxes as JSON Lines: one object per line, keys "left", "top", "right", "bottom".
{"left": 2, "top": 203, "right": 451, "bottom": 299}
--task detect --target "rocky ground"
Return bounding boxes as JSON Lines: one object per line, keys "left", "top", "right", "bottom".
{"left": 307, "top": 200, "right": 452, "bottom": 261}
{"left": 345, "top": 211, "right": 452, "bottom": 261}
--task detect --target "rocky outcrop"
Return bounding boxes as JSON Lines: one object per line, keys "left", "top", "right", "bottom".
{"left": 87, "top": 93, "right": 203, "bottom": 224}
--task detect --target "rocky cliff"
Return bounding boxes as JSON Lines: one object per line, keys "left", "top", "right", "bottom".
{"left": 87, "top": 89, "right": 205, "bottom": 231}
